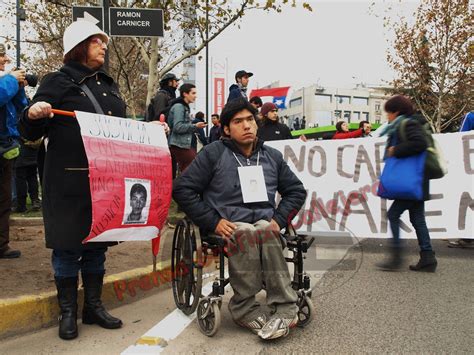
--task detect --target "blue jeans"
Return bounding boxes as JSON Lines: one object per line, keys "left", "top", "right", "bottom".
{"left": 387, "top": 200, "right": 432, "bottom": 251}
{"left": 52, "top": 247, "right": 107, "bottom": 278}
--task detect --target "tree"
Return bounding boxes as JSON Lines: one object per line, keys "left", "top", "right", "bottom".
{"left": 2, "top": 0, "right": 312, "bottom": 117}
{"left": 386, "top": 0, "right": 472, "bottom": 132}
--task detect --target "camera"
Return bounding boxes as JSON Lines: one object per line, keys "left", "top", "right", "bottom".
{"left": 25, "top": 73, "right": 38, "bottom": 87}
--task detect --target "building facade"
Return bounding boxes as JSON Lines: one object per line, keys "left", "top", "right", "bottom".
{"left": 280, "top": 85, "right": 390, "bottom": 129}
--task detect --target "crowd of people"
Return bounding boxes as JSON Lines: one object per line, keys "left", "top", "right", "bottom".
{"left": 0, "top": 19, "right": 472, "bottom": 342}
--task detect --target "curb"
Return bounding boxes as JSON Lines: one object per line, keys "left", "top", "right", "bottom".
{"left": 9, "top": 217, "right": 44, "bottom": 227}
{"left": 0, "top": 260, "right": 173, "bottom": 340}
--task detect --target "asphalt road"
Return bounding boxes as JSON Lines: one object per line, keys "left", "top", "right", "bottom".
{"left": 1, "top": 238, "right": 472, "bottom": 354}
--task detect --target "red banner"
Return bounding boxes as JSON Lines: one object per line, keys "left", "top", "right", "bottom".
{"left": 214, "top": 77, "right": 225, "bottom": 114}
{"left": 75, "top": 111, "right": 172, "bottom": 244}
{"left": 249, "top": 86, "right": 290, "bottom": 99}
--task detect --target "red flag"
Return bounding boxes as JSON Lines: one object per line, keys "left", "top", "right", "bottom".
{"left": 249, "top": 87, "right": 290, "bottom": 99}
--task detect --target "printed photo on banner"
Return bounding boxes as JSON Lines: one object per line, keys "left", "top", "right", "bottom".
{"left": 122, "top": 178, "right": 151, "bottom": 225}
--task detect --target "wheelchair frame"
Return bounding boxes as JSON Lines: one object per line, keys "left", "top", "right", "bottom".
{"left": 171, "top": 217, "right": 315, "bottom": 337}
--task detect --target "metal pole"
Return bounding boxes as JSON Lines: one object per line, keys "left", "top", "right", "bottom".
{"left": 103, "top": 0, "right": 110, "bottom": 71}
{"left": 16, "top": 0, "right": 21, "bottom": 68}
{"left": 205, "top": 0, "right": 209, "bottom": 129}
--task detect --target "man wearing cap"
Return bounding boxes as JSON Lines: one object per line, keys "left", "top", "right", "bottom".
{"left": 257, "top": 102, "right": 293, "bottom": 142}
{"left": 0, "top": 43, "right": 28, "bottom": 259}
{"left": 147, "top": 72, "right": 180, "bottom": 122}
{"left": 227, "top": 70, "right": 253, "bottom": 103}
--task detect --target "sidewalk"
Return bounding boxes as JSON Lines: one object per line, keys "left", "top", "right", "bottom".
{"left": 0, "top": 216, "right": 177, "bottom": 340}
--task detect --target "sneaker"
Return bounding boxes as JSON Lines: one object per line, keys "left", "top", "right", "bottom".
{"left": 235, "top": 314, "right": 268, "bottom": 335}
{"left": 31, "top": 199, "right": 42, "bottom": 211}
{"left": 258, "top": 314, "right": 298, "bottom": 340}
{"left": 0, "top": 247, "right": 21, "bottom": 259}
{"left": 448, "top": 239, "right": 474, "bottom": 248}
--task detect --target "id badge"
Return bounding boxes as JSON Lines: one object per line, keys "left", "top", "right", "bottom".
{"left": 237, "top": 165, "right": 268, "bottom": 203}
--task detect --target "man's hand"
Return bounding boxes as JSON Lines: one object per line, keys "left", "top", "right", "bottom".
{"left": 150, "top": 120, "right": 170, "bottom": 134}
{"left": 28, "top": 101, "right": 53, "bottom": 120}
{"left": 215, "top": 218, "right": 237, "bottom": 239}
{"left": 195, "top": 122, "right": 207, "bottom": 129}
{"left": 10, "top": 69, "right": 26, "bottom": 84}
{"left": 268, "top": 219, "right": 281, "bottom": 233}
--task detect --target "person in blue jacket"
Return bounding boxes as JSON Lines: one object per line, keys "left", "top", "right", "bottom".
{"left": 227, "top": 70, "right": 253, "bottom": 103}
{"left": 0, "top": 43, "right": 28, "bottom": 259}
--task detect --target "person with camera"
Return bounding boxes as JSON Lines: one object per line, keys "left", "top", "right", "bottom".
{"left": 19, "top": 21, "right": 125, "bottom": 340}
{"left": 0, "top": 43, "right": 28, "bottom": 259}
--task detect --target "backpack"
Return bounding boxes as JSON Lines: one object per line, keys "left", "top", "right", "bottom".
{"left": 145, "top": 98, "right": 155, "bottom": 122}
{"left": 145, "top": 90, "right": 174, "bottom": 122}
{"left": 399, "top": 118, "right": 448, "bottom": 179}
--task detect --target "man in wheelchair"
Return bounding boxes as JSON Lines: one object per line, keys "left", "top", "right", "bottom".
{"left": 173, "top": 98, "right": 307, "bottom": 340}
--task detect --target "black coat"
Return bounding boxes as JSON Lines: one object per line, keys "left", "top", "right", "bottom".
{"left": 19, "top": 61, "right": 127, "bottom": 250}
{"left": 257, "top": 119, "right": 293, "bottom": 141}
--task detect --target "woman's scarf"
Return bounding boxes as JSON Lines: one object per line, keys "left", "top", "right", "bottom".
{"left": 377, "top": 115, "right": 407, "bottom": 138}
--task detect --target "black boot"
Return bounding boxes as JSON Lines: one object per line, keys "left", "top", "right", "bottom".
{"left": 82, "top": 273, "right": 122, "bottom": 329}
{"left": 376, "top": 246, "right": 403, "bottom": 271}
{"left": 55, "top": 277, "right": 78, "bottom": 340}
{"left": 409, "top": 250, "right": 437, "bottom": 272}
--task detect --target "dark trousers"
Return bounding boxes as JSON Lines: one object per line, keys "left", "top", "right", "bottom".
{"left": 0, "top": 158, "right": 13, "bottom": 253}
{"left": 52, "top": 247, "right": 108, "bottom": 278}
{"left": 169, "top": 145, "right": 196, "bottom": 174}
{"left": 387, "top": 199, "right": 433, "bottom": 251}
{"left": 15, "top": 165, "right": 39, "bottom": 209}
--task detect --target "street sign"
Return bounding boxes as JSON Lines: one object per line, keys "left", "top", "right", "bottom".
{"left": 72, "top": 6, "right": 104, "bottom": 31}
{"left": 109, "top": 8, "right": 164, "bottom": 37}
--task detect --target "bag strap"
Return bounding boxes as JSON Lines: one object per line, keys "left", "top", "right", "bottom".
{"left": 80, "top": 83, "right": 104, "bottom": 115}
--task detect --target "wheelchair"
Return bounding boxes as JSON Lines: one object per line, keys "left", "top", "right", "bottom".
{"left": 171, "top": 217, "right": 315, "bottom": 337}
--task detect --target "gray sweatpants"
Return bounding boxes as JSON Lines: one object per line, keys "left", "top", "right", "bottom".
{"left": 226, "top": 220, "right": 298, "bottom": 322}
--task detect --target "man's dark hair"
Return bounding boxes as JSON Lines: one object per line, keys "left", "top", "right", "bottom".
{"left": 179, "top": 83, "right": 196, "bottom": 97}
{"left": 384, "top": 95, "right": 414, "bottom": 116}
{"left": 359, "top": 120, "right": 369, "bottom": 129}
{"left": 195, "top": 111, "right": 205, "bottom": 120}
{"left": 249, "top": 96, "right": 263, "bottom": 107}
{"left": 130, "top": 183, "right": 147, "bottom": 200}
{"left": 220, "top": 98, "right": 258, "bottom": 129}
{"left": 211, "top": 113, "right": 220, "bottom": 119}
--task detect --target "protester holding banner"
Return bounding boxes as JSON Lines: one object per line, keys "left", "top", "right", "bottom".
{"left": 19, "top": 20, "right": 124, "bottom": 340}
{"left": 376, "top": 95, "right": 437, "bottom": 272}
{"left": 168, "top": 83, "right": 206, "bottom": 173}
{"left": 332, "top": 121, "right": 364, "bottom": 139}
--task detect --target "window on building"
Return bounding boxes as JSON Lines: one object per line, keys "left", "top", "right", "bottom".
{"left": 375, "top": 101, "right": 381, "bottom": 113}
{"left": 334, "top": 110, "right": 342, "bottom": 119}
{"left": 353, "top": 97, "right": 369, "bottom": 106}
{"left": 344, "top": 111, "right": 351, "bottom": 122}
{"left": 314, "top": 94, "right": 332, "bottom": 103}
{"left": 335, "top": 95, "right": 351, "bottom": 104}
{"left": 352, "top": 111, "right": 361, "bottom": 121}
{"left": 289, "top": 97, "right": 302, "bottom": 108}
{"left": 363, "top": 112, "right": 369, "bottom": 121}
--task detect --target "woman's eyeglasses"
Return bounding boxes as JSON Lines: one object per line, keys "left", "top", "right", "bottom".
{"left": 91, "top": 37, "right": 107, "bottom": 48}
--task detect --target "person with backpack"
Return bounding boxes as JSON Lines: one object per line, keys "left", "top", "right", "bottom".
{"left": 146, "top": 73, "right": 180, "bottom": 122}
{"left": 376, "top": 95, "right": 438, "bottom": 272}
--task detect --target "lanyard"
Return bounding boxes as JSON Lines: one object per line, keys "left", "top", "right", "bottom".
{"left": 233, "top": 151, "right": 260, "bottom": 167}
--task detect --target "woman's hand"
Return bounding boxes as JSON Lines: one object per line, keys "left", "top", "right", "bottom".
{"left": 28, "top": 102, "right": 53, "bottom": 120}
{"left": 150, "top": 120, "right": 170, "bottom": 135}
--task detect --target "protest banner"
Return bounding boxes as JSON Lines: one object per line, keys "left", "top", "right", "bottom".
{"left": 74, "top": 111, "right": 172, "bottom": 243}
{"left": 267, "top": 132, "right": 474, "bottom": 239}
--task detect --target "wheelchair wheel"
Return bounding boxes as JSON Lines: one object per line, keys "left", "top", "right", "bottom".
{"left": 197, "top": 298, "right": 221, "bottom": 337}
{"left": 297, "top": 295, "right": 314, "bottom": 327}
{"left": 171, "top": 219, "right": 203, "bottom": 315}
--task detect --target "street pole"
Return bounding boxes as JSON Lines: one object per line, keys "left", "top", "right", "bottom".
{"left": 205, "top": 0, "right": 209, "bottom": 129}
{"left": 103, "top": 0, "right": 110, "bottom": 71}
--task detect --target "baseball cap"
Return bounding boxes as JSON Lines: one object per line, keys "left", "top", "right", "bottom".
{"left": 235, "top": 70, "right": 253, "bottom": 81}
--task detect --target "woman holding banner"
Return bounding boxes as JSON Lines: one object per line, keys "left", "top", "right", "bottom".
{"left": 376, "top": 95, "right": 437, "bottom": 272}
{"left": 332, "top": 121, "right": 364, "bottom": 139}
{"left": 19, "top": 21, "right": 125, "bottom": 340}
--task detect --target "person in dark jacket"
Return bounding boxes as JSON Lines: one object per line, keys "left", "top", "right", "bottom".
{"left": 208, "top": 113, "right": 221, "bottom": 143}
{"left": 0, "top": 43, "right": 28, "bottom": 259}
{"left": 13, "top": 137, "right": 42, "bottom": 213}
{"left": 19, "top": 21, "right": 124, "bottom": 340}
{"left": 146, "top": 72, "right": 179, "bottom": 122}
{"left": 191, "top": 111, "right": 208, "bottom": 151}
{"left": 332, "top": 121, "right": 364, "bottom": 139}
{"left": 227, "top": 70, "right": 253, "bottom": 102}
{"left": 257, "top": 102, "right": 293, "bottom": 141}
{"left": 376, "top": 95, "right": 437, "bottom": 272}
{"left": 173, "top": 98, "right": 306, "bottom": 340}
